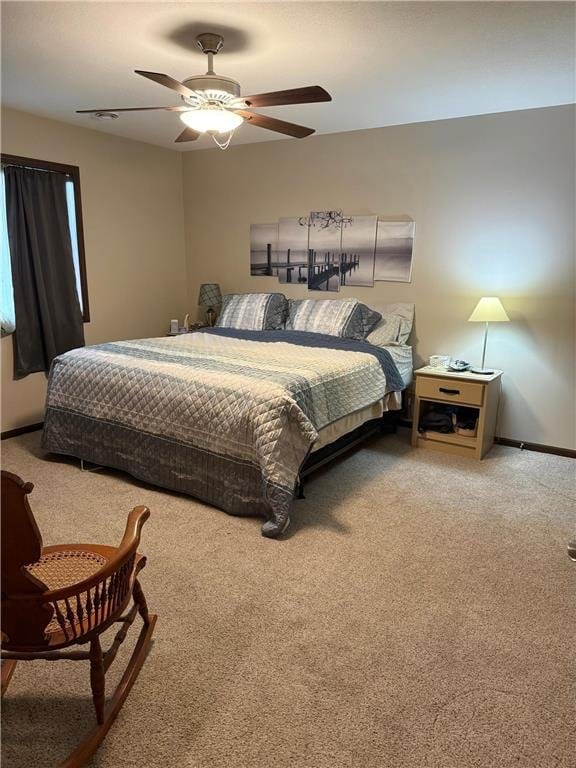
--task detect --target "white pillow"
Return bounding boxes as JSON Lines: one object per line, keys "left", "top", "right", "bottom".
{"left": 368, "top": 302, "right": 414, "bottom": 344}
{"left": 366, "top": 313, "right": 403, "bottom": 347}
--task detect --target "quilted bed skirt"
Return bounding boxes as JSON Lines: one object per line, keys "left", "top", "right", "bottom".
{"left": 42, "top": 408, "right": 298, "bottom": 538}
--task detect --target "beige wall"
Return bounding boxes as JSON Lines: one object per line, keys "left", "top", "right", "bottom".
{"left": 183, "top": 106, "right": 575, "bottom": 450}
{"left": 1, "top": 108, "right": 188, "bottom": 432}
{"left": 2, "top": 106, "right": 574, "bottom": 449}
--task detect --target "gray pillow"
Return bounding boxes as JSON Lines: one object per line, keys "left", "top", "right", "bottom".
{"left": 287, "top": 299, "right": 380, "bottom": 340}
{"left": 357, "top": 303, "right": 382, "bottom": 338}
{"left": 216, "top": 293, "right": 287, "bottom": 331}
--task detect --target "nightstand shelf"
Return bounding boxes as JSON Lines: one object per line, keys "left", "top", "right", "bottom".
{"left": 419, "top": 430, "right": 477, "bottom": 448}
{"left": 411, "top": 366, "right": 502, "bottom": 460}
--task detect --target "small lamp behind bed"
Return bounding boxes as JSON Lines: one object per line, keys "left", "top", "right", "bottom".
{"left": 198, "top": 283, "right": 222, "bottom": 327}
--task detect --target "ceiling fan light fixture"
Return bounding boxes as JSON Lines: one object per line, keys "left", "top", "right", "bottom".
{"left": 179, "top": 107, "right": 243, "bottom": 135}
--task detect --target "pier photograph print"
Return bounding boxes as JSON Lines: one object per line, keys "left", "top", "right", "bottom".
{"left": 374, "top": 221, "right": 415, "bottom": 282}
{"left": 250, "top": 223, "right": 278, "bottom": 276}
{"left": 277, "top": 217, "right": 310, "bottom": 285}
{"left": 307, "top": 211, "right": 342, "bottom": 292}
{"left": 340, "top": 215, "right": 377, "bottom": 287}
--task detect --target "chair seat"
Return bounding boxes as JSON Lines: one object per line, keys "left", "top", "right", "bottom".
{"left": 25, "top": 549, "right": 108, "bottom": 591}
{"left": 23, "top": 545, "right": 120, "bottom": 638}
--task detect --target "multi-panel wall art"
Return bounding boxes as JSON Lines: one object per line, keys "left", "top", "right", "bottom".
{"left": 341, "top": 215, "right": 378, "bottom": 287}
{"left": 374, "top": 220, "right": 415, "bottom": 282}
{"left": 250, "top": 223, "right": 278, "bottom": 277}
{"left": 307, "top": 211, "right": 342, "bottom": 292}
{"left": 277, "top": 218, "right": 309, "bottom": 285}
{"left": 250, "top": 211, "right": 415, "bottom": 289}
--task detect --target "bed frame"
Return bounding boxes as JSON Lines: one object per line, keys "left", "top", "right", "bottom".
{"left": 298, "top": 409, "right": 400, "bottom": 497}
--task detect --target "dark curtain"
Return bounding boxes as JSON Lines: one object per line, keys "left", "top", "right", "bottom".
{"left": 4, "top": 165, "right": 85, "bottom": 378}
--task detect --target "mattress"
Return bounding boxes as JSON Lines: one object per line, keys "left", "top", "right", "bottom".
{"left": 386, "top": 344, "right": 413, "bottom": 387}
{"left": 312, "top": 345, "right": 412, "bottom": 452}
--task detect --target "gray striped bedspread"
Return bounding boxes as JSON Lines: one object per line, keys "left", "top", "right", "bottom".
{"left": 42, "top": 330, "right": 403, "bottom": 537}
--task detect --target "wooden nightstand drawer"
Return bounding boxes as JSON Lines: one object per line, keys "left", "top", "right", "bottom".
{"left": 416, "top": 376, "right": 484, "bottom": 406}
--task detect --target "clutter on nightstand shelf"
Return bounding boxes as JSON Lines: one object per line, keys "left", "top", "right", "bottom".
{"left": 455, "top": 407, "right": 478, "bottom": 436}
{"left": 418, "top": 404, "right": 479, "bottom": 439}
{"left": 418, "top": 404, "right": 454, "bottom": 434}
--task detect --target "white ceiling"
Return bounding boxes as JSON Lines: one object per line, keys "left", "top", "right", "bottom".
{"left": 2, "top": 2, "right": 574, "bottom": 152}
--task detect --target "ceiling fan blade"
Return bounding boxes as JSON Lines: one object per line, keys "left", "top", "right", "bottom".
{"left": 135, "top": 70, "right": 195, "bottom": 98}
{"left": 242, "top": 86, "right": 331, "bottom": 108}
{"left": 76, "top": 106, "right": 190, "bottom": 114}
{"left": 235, "top": 110, "right": 314, "bottom": 138}
{"left": 175, "top": 127, "right": 201, "bottom": 143}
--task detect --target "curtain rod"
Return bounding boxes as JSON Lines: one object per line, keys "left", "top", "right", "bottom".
{"left": 1, "top": 162, "right": 72, "bottom": 176}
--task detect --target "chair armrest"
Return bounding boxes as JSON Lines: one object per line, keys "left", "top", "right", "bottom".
{"left": 119, "top": 506, "right": 150, "bottom": 553}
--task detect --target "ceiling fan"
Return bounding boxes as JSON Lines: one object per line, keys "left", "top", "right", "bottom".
{"left": 77, "top": 32, "right": 332, "bottom": 149}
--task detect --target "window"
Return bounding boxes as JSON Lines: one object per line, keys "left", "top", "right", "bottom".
{"left": 0, "top": 154, "right": 89, "bottom": 335}
{"left": 0, "top": 169, "right": 14, "bottom": 335}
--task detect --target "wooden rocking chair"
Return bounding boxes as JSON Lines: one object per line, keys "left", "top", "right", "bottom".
{"left": 1, "top": 470, "right": 157, "bottom": 768}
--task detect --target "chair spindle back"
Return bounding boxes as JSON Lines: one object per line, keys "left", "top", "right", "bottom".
{"left": 1, "top": 471, "right": 53, "bottom": 645}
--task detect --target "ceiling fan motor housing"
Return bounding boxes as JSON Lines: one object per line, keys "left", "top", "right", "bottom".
{"left": 181, "top": 74, "right": 241, "bottom": 101}
{"left": 195, "top": 33, "right": 224, "bottom": 55}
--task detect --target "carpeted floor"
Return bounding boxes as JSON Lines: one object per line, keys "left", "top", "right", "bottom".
{"left": 1, "top": 430, "right": 575, "bottom": 768}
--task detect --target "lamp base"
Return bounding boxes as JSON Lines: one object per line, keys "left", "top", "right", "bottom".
{"left": 470, "top": 367, "right": 494, "bottom": 375}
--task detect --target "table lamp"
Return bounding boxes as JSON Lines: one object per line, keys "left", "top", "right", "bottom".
{"left": 468, "top": 297, "right": 509, "bottom": 374}
{"left": 198, "top": 283, "right": 222, "bottom": 327}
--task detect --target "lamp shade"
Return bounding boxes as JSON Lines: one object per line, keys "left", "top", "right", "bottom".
{"left": 198, "top": 283, "right": 222, "bottom": 307}
{"left": 468, "top": 297, "right": 509, "bottom": 322}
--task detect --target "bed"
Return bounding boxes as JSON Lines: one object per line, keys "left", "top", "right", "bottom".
{"left": 42, "top": 309, "right": 411, "bottom": 538}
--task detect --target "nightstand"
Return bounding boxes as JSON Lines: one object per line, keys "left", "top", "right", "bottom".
{"left": 411, "top": 366, "right": 502, "bottom": 459}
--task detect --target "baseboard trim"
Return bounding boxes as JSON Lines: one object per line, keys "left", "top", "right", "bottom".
{"left": 1, "top": 422, "right": 44, "bottom": 440}
{"left": 493, "top": 437, "right": 576, "bottom": 459}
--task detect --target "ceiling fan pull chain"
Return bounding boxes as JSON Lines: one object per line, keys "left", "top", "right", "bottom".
{"left": 212, "top": 131, "right": 234, "bottom": 150}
